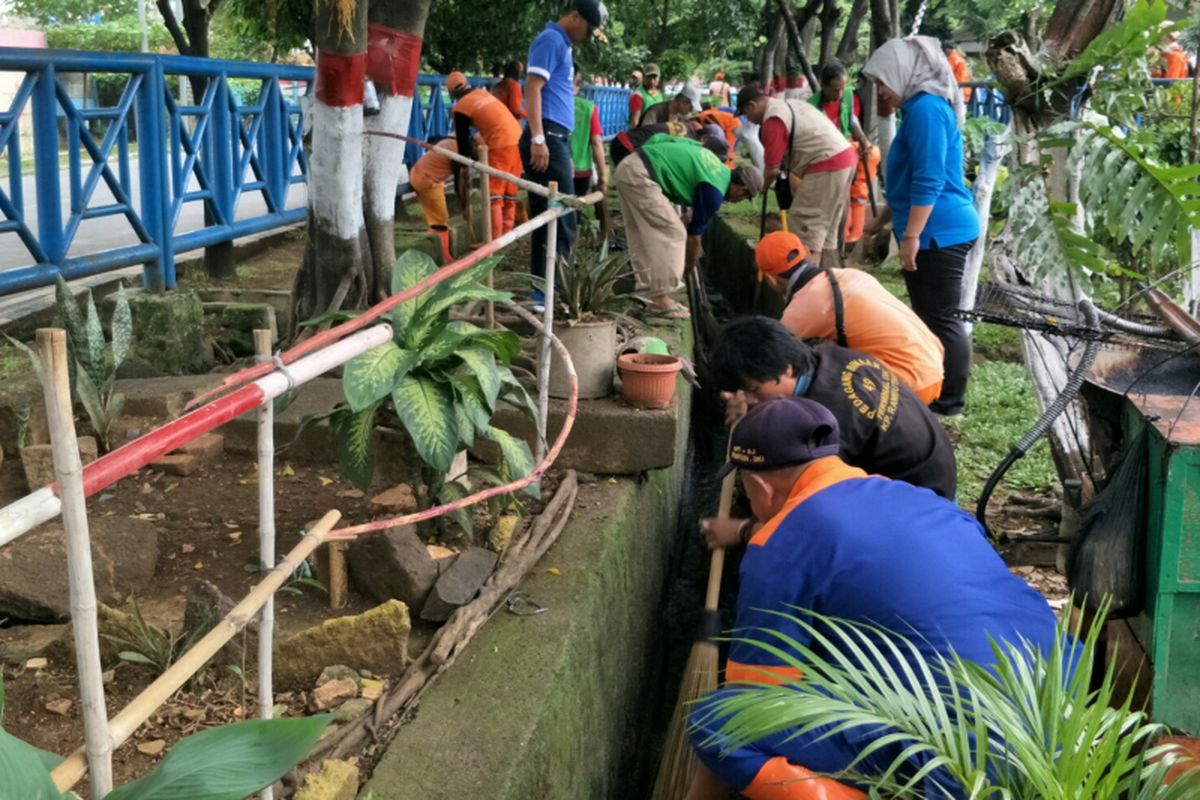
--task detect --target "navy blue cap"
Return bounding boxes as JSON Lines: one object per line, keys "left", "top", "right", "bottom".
{"left": 718, "top": 397, "right": 840, "bottom": 478}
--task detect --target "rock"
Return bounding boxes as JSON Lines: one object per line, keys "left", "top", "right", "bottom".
{"left": 273, "top": 600, "right": 411, "bottom": 689}
{"left": 149, "top": 453, "right": 200, "bottom": 476}
{"left": 0, "top": 623, "right": 69, "bottom": 664}
{"left": 20, "top": 437, "right": 97, "bottom": 490}
{"left": 333, "top": 697, "right": 373, "bottom": 723}
{"left": 310, "top": 677, "right": 357, "bottom": 711}
{"left": 128, "top": 291, "right": 212, "bottom": 375}
{"left": 368, "top": 483, "right": 418, "bottom": 514}
{"left": 214, "top": 303, "right": 278, "bottom": 356}
{"left": 172, "top": 432, "right": 224, "bottom": 462}
{"left": 347, "top": 525, "right": 437, "bottom": 608}
{"left": 421, "top": 547, "right": 498, "bottom": 623}
{"left": 360, "top": 678, "right": 385, "bottom": 701}
{"left": 316, "top": 665, "right": 362, "bottom": 690}
{"left": 426, "top": 545, "right": 458, "bottom": 575}
{"left": 45, "top": 698, "right": 72, "bottom": 716}
{"left": 0, "top": 516, "right": 159, "bottom": 622}
{"left": 121, "top": 390, "right": 187, "bottom": 419}
{"left": 295, "top": 759, "right": 359, "bottom": 800}
{"left": 24, "top": 657, "right": 48, "bottom": 670}
{"left": 488, "top": 514, "right": 520, "bottom": 554}
{"left": 136, "top": 739, "right": 166, "bottom": 757}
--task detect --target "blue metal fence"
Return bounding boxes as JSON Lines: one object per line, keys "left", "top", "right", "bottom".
{"left": 0, "top": 49, "right": 634, "bottom": 296}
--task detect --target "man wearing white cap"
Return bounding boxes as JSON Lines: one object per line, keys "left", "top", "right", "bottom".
{"left": 639, "top": 81, "right": 703, "bottom": 126}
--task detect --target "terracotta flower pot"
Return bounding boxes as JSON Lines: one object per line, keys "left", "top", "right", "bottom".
{"left": 618, "top": 353, "right": 682, "bottom": 409}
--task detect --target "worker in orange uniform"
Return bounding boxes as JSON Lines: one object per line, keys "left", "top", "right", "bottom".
{"left": 1152, "top": 29, "right": 1189, "bottom": 79}
{"left": 409, "top": 138, "right": 468, "bottom": 263}
{"left": 943, "top": 41, "right": 972, "bottom": 101}
{"left": 697, "top": 107, "right": 742, "bottom": 168}
{"left": 491, "top": 61, "right": 526, "bottom": 119}
{"left": 755, "top": 230, "right": 945, "bottom": 403}
{"left": 810, "top": 62, "right": 879, "bottom": 250}
{"left": 447, "top": 71, "right": 523, "bottom": 238}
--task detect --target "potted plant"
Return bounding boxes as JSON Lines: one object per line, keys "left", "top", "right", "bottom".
{"left": 539, "top": 239, "right": 633, "bottom": 400}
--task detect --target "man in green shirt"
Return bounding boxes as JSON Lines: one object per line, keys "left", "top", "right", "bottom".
{"left": 570, "top": 70, "right": 607, "bottom": 228}
{"left": 615, "top": 134, "right": 762, "bottom": 318}
{"left": 629, "top": 63, "right": 664, "bottom": 127}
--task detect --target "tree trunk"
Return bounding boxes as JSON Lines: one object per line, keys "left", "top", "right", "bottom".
{"left": 363, "top": 0, "right": 431, "bottom": 302}
{"left": 778, "top": 0, "right": 822, "bottom": 88}
{"left": 760, "top": 13, "right": 786, "bottom": 87}
{"left": 835, "top": 0, "right": 868, "bottom": 63}
{"left": 962, "top": 126, "right": 1011, "bottom": 328}
{"left": 293, "top": 0, "right": 371, "bottom": 334}
{"left": 1039, "top": 0, "right": 1124, "bottom": 66}
{"left": 869, "top": 0, "right": 896, "bottom": 49}
{"left": 818, "top": 0, "right": 840, "bottom": 67}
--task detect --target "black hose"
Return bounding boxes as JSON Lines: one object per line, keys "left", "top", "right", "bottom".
{"left": 976, "top": 298, "right": 1102, "bottom": 537}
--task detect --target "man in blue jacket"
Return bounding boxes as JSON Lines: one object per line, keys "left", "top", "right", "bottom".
{"left": 686, "top": 397, "right": 1059, "bottom": 800}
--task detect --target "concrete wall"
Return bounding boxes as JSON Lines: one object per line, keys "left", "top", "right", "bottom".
{"left": 701, "top": 213, "right": 784, "bottom": 318}
{"left": 364, "top": 327, "right": 694, "bottom": 800}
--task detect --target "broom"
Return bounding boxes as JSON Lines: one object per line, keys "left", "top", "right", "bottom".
{"left": 650, "top": 467, "right": 737, "bottom": 799}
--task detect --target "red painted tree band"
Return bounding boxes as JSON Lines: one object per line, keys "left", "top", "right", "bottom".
{"left": 315, "top": 50, "right": 367, "bottom": 107}
{"left": 367, "top": 24, "right": 422, "bottom": 97}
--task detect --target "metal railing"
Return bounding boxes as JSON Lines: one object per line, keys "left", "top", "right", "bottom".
{"left": 1, "top": 147, "right": 597, "bottom": 797}
{"left": 0, "top": 48, "right": 312, "bottom": 295}
{"left": 0, "top": 50, "right": 632, "bottom": 297}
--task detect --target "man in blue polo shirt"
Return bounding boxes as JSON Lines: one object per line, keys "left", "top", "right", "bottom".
{"left": 521, "top": 0, "right": 608, "bottom": 309}
{"left": 685, "top": 398, "right": 1060, "bottom": 800}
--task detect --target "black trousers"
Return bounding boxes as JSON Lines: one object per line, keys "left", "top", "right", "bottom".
{"left": 903, "top": 240, "right": 975, "bottom": 412}
{"left": 520, "top": 123, "right": 576, "bottom": 279}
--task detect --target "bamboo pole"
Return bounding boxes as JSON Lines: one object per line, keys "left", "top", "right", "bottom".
{"left": 51, "top": 510, "right": 343, "bottom": 792}
{"left": 477, "top": 143, "right": 496, "bottom": 330}
{"left": 253, "top": 329, "right": 276, "bottom": 800}
{"left": 365, "top": 131, "right": 594, "bottom": 209}
{"left": 37, "top": 328, "right": 113, "bottom": 799}
{"left": 536, "top": 181, "right": 559, "bottom": 462}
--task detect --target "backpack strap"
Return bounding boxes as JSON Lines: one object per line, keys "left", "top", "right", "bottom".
{"left": 826, "top": 268, "right": 848, "bottom": 347}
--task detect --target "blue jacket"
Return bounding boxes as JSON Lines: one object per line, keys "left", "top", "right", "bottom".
{"left": 728, "top": 457, "right": 1058, "bottom": 686}
{"left": 886, "top": 92, "right": 979, "bottom": 249}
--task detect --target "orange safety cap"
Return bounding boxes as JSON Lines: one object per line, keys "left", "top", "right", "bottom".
{"left": 446, "top": 71, "right": 470, "bottom": 94}
{"left": 755, "top": 231, "right": 810, "bottom": 278}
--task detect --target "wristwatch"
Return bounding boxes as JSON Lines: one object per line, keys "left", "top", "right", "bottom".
{"left": 532, "top": 134, "right": 546, "bottom": 145}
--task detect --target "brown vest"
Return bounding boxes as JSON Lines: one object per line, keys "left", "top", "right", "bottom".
{"left": 763, "top": 97, "right": 848, "bottom": 176}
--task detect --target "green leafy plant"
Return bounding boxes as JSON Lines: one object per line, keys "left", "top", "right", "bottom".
{"left": 539, "top": 239, "right": 634, "bottom": 322}
{"left": 52, "top": 277, "right": 133, "bottom": 450}
{"left": 0, "top": 673, "right": 332, "bottom": 799}
{"left": 700, "top": 606, "right": 1200, "bottom": 797}
{"left": 331, "top": 250, "right": 540, "bottom": 516}
{"left": 100, "top": 598, "right": 208, "bottom": 676}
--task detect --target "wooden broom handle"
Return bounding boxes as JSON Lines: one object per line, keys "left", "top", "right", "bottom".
{"left": 703, "top": 470, "right": 737, "bottom": 612}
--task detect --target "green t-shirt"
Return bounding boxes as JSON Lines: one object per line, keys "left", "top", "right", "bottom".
{"left": 639, "top": 134, "right": 731, "bottom": 206}
{"left": 571, "top": 97, "right": 597, "bottom": 172}
{"left": 636, "top": 86, "right": 663, "bottom": 114}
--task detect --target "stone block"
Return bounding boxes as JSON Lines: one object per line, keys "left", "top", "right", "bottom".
{"left": 295, "top": 759, "right": 359, "bottom": 800}
{"left": 172, "top": 432, "right": 224, "bottom": 461}
{"left": 333, "top": 697, "right": 373, "bottom": 723}
{"left": 127, "top": 291, "right": 212, "bottom": 375}
{"left": 316, "top": 664, "right": 362, "bottom": 690}
{"left": 421, "top": 547, "right": 498, "bottom": 623}
{"left": 310, "top": 677, "right": 357, "bottom": 711}
{"left": 0, "top": 623, "right": 69, "bottom": 664}
{"left": 20, "top": 437, "right": 97, "bottom": 490}
{"left": 0, "top": 516, "right": 159, "bottom": 622}
{"left": 369, "top": 483, "right": 417, "bottom": 514}
{"left": 0, "top": 376, "right": 49, "bottom": 453}
{"left": 273, "top": 600, "right": 411, "bottom": 689}
{"left": 149, "top": 453, "right": 200, "bottom": 476}
{"left": 347, "top": 525, "right": 437, "bottom": 609}
{"left": 488, "top": 514, "right": 519, "bottom": 555}
{"left": 196, "top": 288, "right": 292, "bottom": 335}
{"left": 215, "top": 302, "right": 278, "bottom": 356}
{"left": 122, "top": 390, "right": 187, "bottom": 419}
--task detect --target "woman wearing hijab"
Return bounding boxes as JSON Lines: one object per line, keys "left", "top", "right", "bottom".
{"left": 864, "top": 36, "right": 979, "bottom": 417}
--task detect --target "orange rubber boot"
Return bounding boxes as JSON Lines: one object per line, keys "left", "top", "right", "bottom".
{"left": 490, "top": 201, "right": 505, "bottom": 241}
{"left": 501, "top": 198, "right": 517, "bottom": 235}
{"left": 743, "top": 757, "right": 867, "bottom": 800}
{"left": 431, "top": 226, "right": 452, "bottom": 263}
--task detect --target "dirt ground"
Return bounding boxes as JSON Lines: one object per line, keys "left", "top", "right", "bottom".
{"left": 0, "top": 447, "right": 554, "bottom": 792}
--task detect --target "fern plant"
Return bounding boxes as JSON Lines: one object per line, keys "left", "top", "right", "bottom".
{"left": 699, "top": 607, "right": 1200, "bottom": 798}
{"left": 330, "top": 250, "right": 540, "bottom": 526}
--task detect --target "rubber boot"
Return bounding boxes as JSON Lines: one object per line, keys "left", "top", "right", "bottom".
{"left": 430, "top": 226, "right": 452, "bottom": 264}
{"left": 743, "top": 757, "right": 866, "bottom": 800}
{"left": 490, "top": 201, "right": 505, "bottom": 241}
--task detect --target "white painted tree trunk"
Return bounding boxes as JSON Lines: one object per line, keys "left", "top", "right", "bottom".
{"left": 962, "top": 126, "right": 1011, "bottom": 333}
{"left": 364, "top": 93, "right": 414, "bottom": 298}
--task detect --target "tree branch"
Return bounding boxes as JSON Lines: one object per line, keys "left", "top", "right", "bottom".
{"left": 156, "top": 0, "right": 191, "bottom": 55}
{"left": 835, "top": 0, "right": 869, "bottom": 62}
{"left": 778, "top": 0, "right": 821, "bottom": 87}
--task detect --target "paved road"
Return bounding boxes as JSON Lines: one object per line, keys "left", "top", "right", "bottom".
{"left": 0, "top": 157, "right": 308, "bottom": 271}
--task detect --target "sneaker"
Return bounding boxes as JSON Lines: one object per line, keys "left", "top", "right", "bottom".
{"left": 531, "top": 288, "right": 545, "bottom": 314}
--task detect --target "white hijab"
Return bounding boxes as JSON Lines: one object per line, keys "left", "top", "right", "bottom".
{"left": 863, "top": 35, "right": 966, "bottom": 128}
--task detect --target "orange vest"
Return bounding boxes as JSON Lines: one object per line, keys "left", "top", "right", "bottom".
{"left": 452, "top": 89, "right": 522, "bottom": 150}
{"left": 697, "top": 109, "right": 740, "bottom": 166}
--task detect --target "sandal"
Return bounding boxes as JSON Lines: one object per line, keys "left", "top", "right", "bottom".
{"left": 644, "top": 302, "right": 690, "bottom": 320}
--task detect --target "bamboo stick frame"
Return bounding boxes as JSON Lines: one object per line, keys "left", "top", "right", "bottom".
{"left": 253, "top": 329, "right": 276, "bottom": 800}
{"left": 536, "top": 181, "right": 559, "bottom": 462}
{"left": 37, "top": 328, "right": 114, "bottom": 798}
{"left": 51, "top": 510, "right": 343, "bottom": 791}
{"left": 477, "top": 143, "right": 496, "bottom": 330}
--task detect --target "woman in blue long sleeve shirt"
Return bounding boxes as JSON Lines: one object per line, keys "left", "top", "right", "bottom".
{"left": 865, "top": 37, "right": 979, "bottom": 416}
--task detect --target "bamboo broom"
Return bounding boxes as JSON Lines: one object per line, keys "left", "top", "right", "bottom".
{"left": 650, "top": 468, "right": 737, "bottom": 799}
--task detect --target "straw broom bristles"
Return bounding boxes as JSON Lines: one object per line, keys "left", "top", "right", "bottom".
{"left": 650, "top": 470, "right": 736, "bottom": 799}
